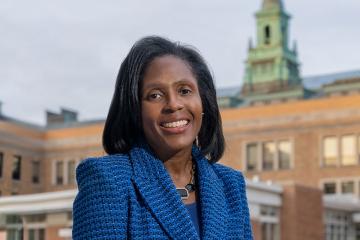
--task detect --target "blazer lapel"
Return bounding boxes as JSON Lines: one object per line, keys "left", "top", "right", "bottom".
{"left": 193, "top": 147, "right": 228, "bottom": 239}
{"left": 129, "top": 146, "right": 199, "bottom": 240}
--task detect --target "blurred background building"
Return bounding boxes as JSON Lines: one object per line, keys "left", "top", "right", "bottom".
{"left": 1, "top": 0, "right": 360, "bottom": 239}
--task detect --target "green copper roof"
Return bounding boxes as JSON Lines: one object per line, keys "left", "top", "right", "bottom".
{"left": 241, "top": 0, "right": 300, "bottom": 103}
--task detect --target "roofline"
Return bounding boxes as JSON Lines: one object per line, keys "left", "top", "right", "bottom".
{"left": 323, "top": 195, "right": 360, "bottom": 211}
{"left": 0, "top": 116, "right": 105, "bottom": 132}
{"left": 246, "top": 179, "right": 283, "bottom": 194}
{"left": 0, "top": 190, "right": 77, "bottom": 215}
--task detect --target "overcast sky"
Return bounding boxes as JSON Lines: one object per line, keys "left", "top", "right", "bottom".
{"left": 1, "top": 0, "right": 359, "bottom": 125}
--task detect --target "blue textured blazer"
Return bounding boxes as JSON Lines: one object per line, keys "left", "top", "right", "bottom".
{"left": 72, "top": 145, "right": 253, "bottom": 240}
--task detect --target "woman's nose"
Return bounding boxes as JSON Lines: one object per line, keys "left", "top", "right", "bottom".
{"left": 163, "top": 94, "right": 184, "bottom": 113}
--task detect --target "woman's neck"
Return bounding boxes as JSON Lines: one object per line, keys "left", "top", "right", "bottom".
{"left": 159, "top": 147, "right": 197, "bottom": 204}
{"left": 162, "top": 148, "right": 192, "bottom": 176}
{"left": 154, "top": 147, "right": 192, "bottom": 187}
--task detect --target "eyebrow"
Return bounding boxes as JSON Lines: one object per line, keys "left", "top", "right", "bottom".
{"left": 142, "top": 79, "right": 196, "bottom": 90}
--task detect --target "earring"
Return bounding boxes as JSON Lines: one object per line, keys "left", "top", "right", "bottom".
{"left": 195, "top": 136, "right": 199, "bottom": 147}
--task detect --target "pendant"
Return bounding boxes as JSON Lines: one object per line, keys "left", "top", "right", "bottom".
{"left": 185, "top": 183, "right": 195, "bottom": 192}
{"left": 177, "top": 188, "right": 189, "bottom": 200}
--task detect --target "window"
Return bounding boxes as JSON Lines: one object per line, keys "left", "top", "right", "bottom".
{"left": 68, "top": 160, "right": 76, "bottom": 184}
{"left": 246, "top": 143, "right": 259, "bottom": 171}
{"left": 341, "top": 135, "right": 356, "bottom": 165}
{"left": 55, "top": 161, "right": 64, "bottom": 185}
{"left": 12, "top": 155, "right": 21, "bottom": 180}
{"left": 356, "top": 224, "right": 360, "bottom": 240}
{"left": 325, "top": 210, "right": 352, "bottom": 240}
{"left": 260, "top": 206, "right": 280, "bottom": 240}
{"left": 341, "top": 181, "right": 354, "bottom": 194}
{"left": 6, "top": 215, "right": 23, "bottom": 240}
{"left": 261, "top": 223, "right": 279, "bottom": 240}
{"left": 278, "top": 141, "right": 291, "bottom": 169}
{"left": 260, "top": 206, "right": 278, "bottom": 217}
{"left": 245, "top": 140, "right": 292, "bottom": 172}
{"left": 32, "top": 161, "right": 40, "bottom": 184}
{"left": 0, "top": 152, "right": 3, "bottom": 178}
{"left": 263, "top": 142, "right": 275, "bottom": 170}
{"left": 323, "top": 137, "right": 338, "bottom": 166}
{"left": 323, "top": 134, "right": 360, "bottom": 167}
{"left": 323, "top": 182, "right": 336, "bottom": 194}
{"left": 324, "top": 179, "right": 360, "bottom": 196}
{"left": 28, "top": 229, "right": 45, "bottom": 240}
{"left": 6, "top": 215, "right": 22, "bottom": 224}
{"left": 7, "top": 229, "right": 23, "bottom": 240}
{"left": 264, "top": 25, "right": 271, "bottom": 45}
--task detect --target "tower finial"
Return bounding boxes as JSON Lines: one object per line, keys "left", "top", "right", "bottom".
{"left": 262, "top": 0, "right": 284, "bottom": 10}
{"left": 293, "top": 40, "right": 298, "bottom": 55}
{"left": 248, "top": 38, "right": 253, "bottom": 51}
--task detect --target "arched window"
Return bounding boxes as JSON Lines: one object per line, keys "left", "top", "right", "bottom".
{"left": 264, "top": 25, "right": 271, "bottom": 45}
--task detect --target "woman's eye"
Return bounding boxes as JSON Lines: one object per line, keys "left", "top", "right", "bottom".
{"left": 179, "top": 88, "right": 192, "bottom": 95}
{"left": 148, "top": 93, "right": 162, "bottom": 100}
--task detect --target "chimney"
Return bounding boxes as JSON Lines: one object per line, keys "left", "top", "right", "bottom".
{"left": 46, "top": 108, "right": 78, "bottom": 126}
{"left": 60, "top": 108, "right": 78, "bottom": 122}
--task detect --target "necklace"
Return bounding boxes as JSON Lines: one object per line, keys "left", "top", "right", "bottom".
{"left": 176, "top": 161, "right": 196, "bottom": 200}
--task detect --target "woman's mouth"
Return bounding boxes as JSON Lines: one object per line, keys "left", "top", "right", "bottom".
{"left": 159, "top": 119, "right": 190, "bottom": 134}
{"left": 161, "top": 120, "right": 189, "bottom": 128}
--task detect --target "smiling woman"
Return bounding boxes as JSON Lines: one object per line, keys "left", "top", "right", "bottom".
{"left": 141, "top": 55, "right": 203, "bottom": 163}
{"left": 72, "top": 36, "right": 253, "bottom": 239}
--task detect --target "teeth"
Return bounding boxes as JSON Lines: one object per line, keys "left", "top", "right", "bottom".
{"left": 162, "top": 120, "right": 188, "bottom": 128}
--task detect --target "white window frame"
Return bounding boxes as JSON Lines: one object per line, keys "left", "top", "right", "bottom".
{"left": 320, "top": 177, "right": 360, "bottom": 197}
{"left": 52, "top": 157, "right": 82, "bottom": 186}
{"left": 320, "top": 133, "right": 360, "bottom": 168}
{"left": 243, "top": 138, "right": 294, "bottom": 172}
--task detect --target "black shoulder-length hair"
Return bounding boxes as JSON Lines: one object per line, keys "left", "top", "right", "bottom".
{"left": 103, "top": 36, "right": 225, "bottom": 162}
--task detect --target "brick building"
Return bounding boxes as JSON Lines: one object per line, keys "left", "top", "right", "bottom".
{"left": 3, "top": 94, "right": 360, "bottom": 239}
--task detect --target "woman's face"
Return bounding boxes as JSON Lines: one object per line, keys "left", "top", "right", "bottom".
{"left": 141, "top": 55, "right": 203, "bottom": 159}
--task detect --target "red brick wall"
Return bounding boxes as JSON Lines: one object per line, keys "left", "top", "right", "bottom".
{"left": 46, "top": 226, "right": 65, "bottom": 240}
{"left": 280, "top": 184, "right": 324, "bottom": 240}
{"left": 251, "top": 219, "right": 262, "bottom": 240}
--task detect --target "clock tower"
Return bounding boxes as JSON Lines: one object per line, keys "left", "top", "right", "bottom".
{"left": 242, "top": 0, "right": 304, "bottom": 103}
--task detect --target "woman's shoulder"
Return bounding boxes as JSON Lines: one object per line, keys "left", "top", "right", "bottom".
{"left": 78, "top": 153, "right": 130, "bottom": 169}
{"left": 73, "top": 154, "right": 131, "bottom": 239}
{"left": 212, "top": 163, "right": 245, "bottom": 179}
{"left": 211, "top": 163, "right": 246, "bottom": 188}
{"left": 78, "top": 153, "right": 131, "bottom": 173}
{"left": 76, "top": 153, "right": 132, "bottom": 187}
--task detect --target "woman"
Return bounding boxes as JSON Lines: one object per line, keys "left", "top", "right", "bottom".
{"left": 72, "top": 36, "right": 253, "bottom": 239}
